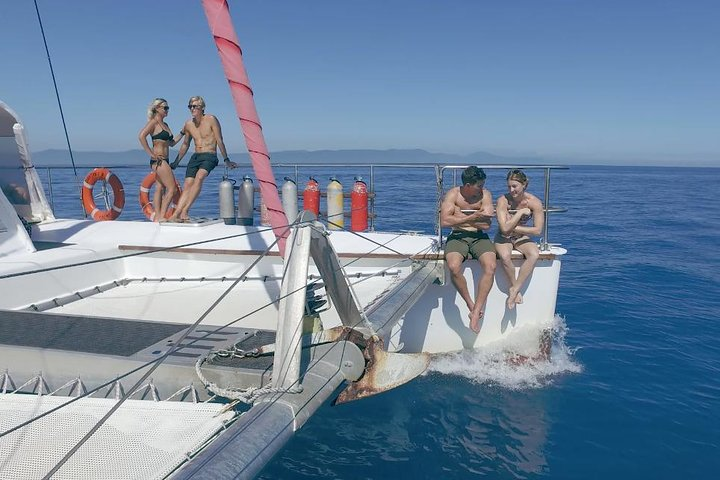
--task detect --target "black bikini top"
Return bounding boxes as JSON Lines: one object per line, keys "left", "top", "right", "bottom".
{"left": 151, "top": 129, "right": 173, "bottom": 142}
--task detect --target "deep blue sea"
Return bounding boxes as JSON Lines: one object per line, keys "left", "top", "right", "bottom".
{"left": 40, "top": 163, "right": 720, "bottom": 479}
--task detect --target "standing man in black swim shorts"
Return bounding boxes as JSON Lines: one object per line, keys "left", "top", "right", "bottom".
{"left": 169, "top": 96, "right": 238, "bottom": 222}
{"left": 439, "top": 166, "right": 496, "bottom": 333}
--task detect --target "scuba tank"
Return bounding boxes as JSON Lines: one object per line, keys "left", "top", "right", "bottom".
{"left": 238, "top": 175, "right": 254, "bottom": 226}
{"left": 303, "top": 176, "right": 320, "bottom": 216}
{"left": 351, "top": 176, "right": 368, "bottom": 231}
{"left": 326, "top": 176, "right": 344, "bottom": 230}
{"left": 282, "top": 176, "right": 298, "bottom": 225}
{"left": 219, "top": 175, "right": 236, "bottom": 225}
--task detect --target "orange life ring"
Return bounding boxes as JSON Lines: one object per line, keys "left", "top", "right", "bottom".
{"left": 81, "top": 168, "right": 125, "bottom": 221}
{"left": 139, "top": 172, "right": 182, "bottom": 221}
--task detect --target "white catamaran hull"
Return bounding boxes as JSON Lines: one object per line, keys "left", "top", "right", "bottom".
{"left": 1, "top": 216, "right": 564, "bottom": 357}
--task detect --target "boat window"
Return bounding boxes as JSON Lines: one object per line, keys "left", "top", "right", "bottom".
{"left": 0, "top": 137, "right": 33, "bottom": 224}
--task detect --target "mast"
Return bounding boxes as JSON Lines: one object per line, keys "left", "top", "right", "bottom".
{"left": 201, "top": 0, "right": 289, "bottom": 256}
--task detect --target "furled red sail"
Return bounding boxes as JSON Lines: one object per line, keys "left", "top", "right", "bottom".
{"left": 202, "top": 0, "right": 289, "bottom": 256}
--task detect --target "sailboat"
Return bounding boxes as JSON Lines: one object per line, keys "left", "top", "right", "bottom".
{"left": 0, "top": 1, "right": 567, "bottom": 478}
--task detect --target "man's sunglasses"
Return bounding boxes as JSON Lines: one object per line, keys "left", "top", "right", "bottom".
{"left": 188, "top": 104, "right": 203, "bottom": 110}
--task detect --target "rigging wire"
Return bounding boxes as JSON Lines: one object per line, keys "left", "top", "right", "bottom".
{"left": 41, "top": 226, "right": 290, "bottom": 479}
{"left": 0, "top": 225, "right": 280, "bottom": 281}
{"left": 3, "top": 217, "right": 437, "bottom": 473}
{"left": 5, "top": 233, "right": 440, "bottom": 480}
{"left": 0, "top": 219, "right": 432, "bottom": 436}
{"left": 32, "top": 0, "right": 78, "bottom": 180}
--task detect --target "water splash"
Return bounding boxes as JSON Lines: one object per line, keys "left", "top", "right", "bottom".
{"left": 426, "top": 315, "right": 582, "bottom": 389}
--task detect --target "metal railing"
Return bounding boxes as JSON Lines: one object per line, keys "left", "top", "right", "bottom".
{"left": 33, "top": 163, "right": 567, "bottom": 245}
{"left": 436, "top": 165, "right": 568, "bottom": 251}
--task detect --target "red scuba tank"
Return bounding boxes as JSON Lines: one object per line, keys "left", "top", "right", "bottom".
{"left": 351, "top": 176, "right": 368, "bottom": 231}
{"left": 303, "top": 176, "right": 320, "bottom": 216}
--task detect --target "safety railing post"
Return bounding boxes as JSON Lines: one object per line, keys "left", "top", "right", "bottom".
{"left": 542, "top": 167, "right": 551, "bottom": 251}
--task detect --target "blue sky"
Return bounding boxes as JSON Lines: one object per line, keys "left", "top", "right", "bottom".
{"left": 1, "top": 0, "right": 718, "bottom": 165}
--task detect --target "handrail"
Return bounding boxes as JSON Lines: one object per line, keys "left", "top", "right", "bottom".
{"left": 34, "top": 163, "right": 567, "bottom": 245}
{"left": 436, "top": 165, "right": 569, "bottom": 251}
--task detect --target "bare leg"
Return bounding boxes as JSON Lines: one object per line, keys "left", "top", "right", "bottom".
{"left": 469, "top": 251, "right": 497, "bottom": 333}
{"left": 495, "top": 242, "right": 517, "bottom": 308}
{"left": 446, "top": 252, "right": 474, "bottom": 314}
{"left": 175, "top": 169, "right": 209, "bottom": 220}
{"left": 508, "top": 242, "right": 540, "bottom": 309}
{"left": 151, "top": 167, "right": 163, "bottom": 223}
{"left": 154, "top": 162, "right": 177, "bottom": 222}
{"left": 168, "top": 177, "right": 195, "bottom": 222}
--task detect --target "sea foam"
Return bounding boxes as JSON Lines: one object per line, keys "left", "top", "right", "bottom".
{"left": 426, "top": 315, "right": 582, "bottom": 389}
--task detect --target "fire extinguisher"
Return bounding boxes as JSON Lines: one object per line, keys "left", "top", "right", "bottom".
{"left": 303, "top": 176, "right": 320, "bottom": 216}
{"left": 351, "top": 176, "right": 368, "bottom": 231}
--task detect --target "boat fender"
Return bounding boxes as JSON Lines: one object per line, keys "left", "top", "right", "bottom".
{"left": 281, "top": 176, "right": 298, "bottom": 225}
{"left": 351, "top": 176, "right": 368, "bottom": 232}
{"left": 303, "top": 176, "right": 320, "bottom": 216}
{"left": 81, "top": 167, "right": 125, "bottom": 221}
{"left": 219, "top": 176, "right": 236, "bottom": 224}
{"left": 326, "top": 176, "right": 343, "bottom": 230}
{"left": 138, "top": 172, "right": 181, "bottom": 221}
{"left": 238, "top": 175, "right": 254, "bottom": 226}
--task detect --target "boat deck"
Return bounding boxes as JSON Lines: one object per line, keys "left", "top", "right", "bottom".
{"left": 0, "top": 308, "right": 278, "bottom": 399}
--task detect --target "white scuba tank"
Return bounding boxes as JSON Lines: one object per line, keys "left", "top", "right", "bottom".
{"left": 282, "top": 177, "right": 298, "bottom": 224}
{"left": 219, "top": 176, "right": 236, "bottom": 224}
{"left": 327, "top": 176, "right": 343, "bottom": 230}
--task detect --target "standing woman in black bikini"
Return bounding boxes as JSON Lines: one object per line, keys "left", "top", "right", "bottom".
{"left": 138, "top": 98, "right": 184, "bottom": 221}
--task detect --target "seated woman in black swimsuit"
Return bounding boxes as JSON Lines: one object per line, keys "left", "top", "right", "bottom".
{"left": 138, "top": 98, "right": 184, "bottom": 221}
{"left": 494, "top": 169, "right": 545, "bottom": 310}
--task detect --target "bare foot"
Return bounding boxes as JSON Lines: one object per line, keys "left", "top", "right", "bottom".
{"left": 515, "top": 292, "right": 523, "bottom": 305}
{"left": 507, "top": 287, "right": 519, "bottom": 310}
{"left": 157, "top": 218, "right": 168, "bottom": 223}
{"left": 469, "top": 308, "right": 483, "bottom": 333}
{"left": 465, "top": 300, "right": 475, "bottom": 314}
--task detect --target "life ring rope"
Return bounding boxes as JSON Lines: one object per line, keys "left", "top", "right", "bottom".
{"left": 81, "top": 168, "right": 125, "bottom": 221}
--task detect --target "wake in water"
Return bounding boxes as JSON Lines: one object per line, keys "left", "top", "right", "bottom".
{"left": 426, "top": 315, "right": 582, "bottom": 389}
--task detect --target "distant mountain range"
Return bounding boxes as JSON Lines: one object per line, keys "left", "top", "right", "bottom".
{"left": 31, "top": 148, "right": 548, "bottom": 167}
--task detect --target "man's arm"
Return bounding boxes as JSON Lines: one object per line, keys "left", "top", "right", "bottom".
{"left": 169, "top": 129, "right": 185, "bottom": 147}
{"left": 474, "top": 188, "right": 494, "bottom": 231}
{"left": 170, "top": 121, "right": 192, "bottom": 169}
{"left": 210, "top": 116, "right": 237, "bottom": 168}
{"left": 439, "top": 188, "right": 490, "bottom": 228}
{"left": 439, "top": 189, "right": 460, "bottom": 227}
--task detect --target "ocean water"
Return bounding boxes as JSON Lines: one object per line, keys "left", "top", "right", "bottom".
{"left": 40, "top": 164, "right": 720, "bottom": 479}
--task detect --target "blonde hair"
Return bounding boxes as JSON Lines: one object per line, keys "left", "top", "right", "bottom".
{"left": 147, "top": 98, "right": 168, "bottom": 119}
{"left": 188, "top": 96, "right": 205, "bottom": 111}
